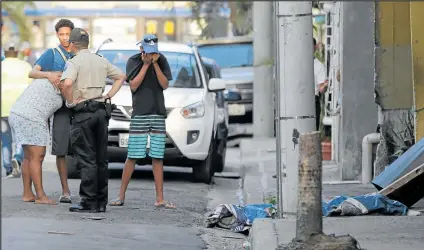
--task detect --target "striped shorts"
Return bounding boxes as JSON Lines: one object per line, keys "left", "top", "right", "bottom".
{"left": 127, "top": 114, "right": 166, "bottom": 159}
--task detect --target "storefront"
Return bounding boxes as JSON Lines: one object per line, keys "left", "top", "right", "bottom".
{"left": 1, "top": 7, "right": 201, "bottom": 49}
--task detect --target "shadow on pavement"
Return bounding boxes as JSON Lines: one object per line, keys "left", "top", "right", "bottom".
{"left": 107, "top": 164, "right": 194, "bottom": 183}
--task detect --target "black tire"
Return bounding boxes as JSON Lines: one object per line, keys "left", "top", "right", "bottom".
{"left": 213, "top": 140, "right": 226, "bottom": 173}
{"left": 66, "top": 155, "right": 80, "bottom": 179}
{"left": 193, "top": 138, "right": 214, "bottom": 184}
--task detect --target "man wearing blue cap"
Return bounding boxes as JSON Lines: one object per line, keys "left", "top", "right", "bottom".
{"left": 110, "top": 34, "right": 175, "bottom": 209}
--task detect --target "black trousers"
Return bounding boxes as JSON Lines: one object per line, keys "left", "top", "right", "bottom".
{"left": 315, "top": 95, "right": 321, "bottom": 131}
{"left": 70, "top": 109, "right": 109, "bottom": 208}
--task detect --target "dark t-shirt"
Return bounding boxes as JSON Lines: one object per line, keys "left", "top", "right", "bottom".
{"left": 126, "top": 53, "right": 172, "bottom": 117}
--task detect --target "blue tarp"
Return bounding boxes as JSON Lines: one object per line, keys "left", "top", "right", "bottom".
{"left": 372, "top": 137, "right": 424, "bottom": 190}
{"left": 206, "top": 195, "right": 408, "bottom": 233}
{"left": 322, "top": 193, "right": 408, "bottom": 216}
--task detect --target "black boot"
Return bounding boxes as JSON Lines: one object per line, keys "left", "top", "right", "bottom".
{"left": 98, "top": 206, "right": 106, "bottom": 213}
{"left": 69, "top": 203, "right": 98, "bottom": 213}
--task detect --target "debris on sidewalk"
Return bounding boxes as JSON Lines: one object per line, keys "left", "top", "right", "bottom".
{"left": 242, "top": 240, "right": 251, "bottom": 249}
{"left": 205, "top": 204, "right": 276, "bottom": 233}
{"left": 378, "top": 163, "right": 424, "bottom": 207}
{"left": 81, "top": 216, "right": 106, "bottom": 221}
{"left": 47, "top": 231, "right": 75, "bottom": 235}
{"left": 322, "top": 193, "right": 408, "bottom": 216}
{"left": 371, "top": 137, "right": 424, "bottom": 208}
{"left": 372, "top": 137, "right": 424, "bottom": 191}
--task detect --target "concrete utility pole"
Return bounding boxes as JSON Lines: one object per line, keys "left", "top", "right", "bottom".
{"left": 275, "top": 1, "right": 316, "bottom": 217}
{"left": 253, "top": 1, "right": 274, "bottom": 137}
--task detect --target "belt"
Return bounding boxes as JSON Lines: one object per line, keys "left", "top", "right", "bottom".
{"left": 72, "top": 100, "right": 105, "bottom": 114}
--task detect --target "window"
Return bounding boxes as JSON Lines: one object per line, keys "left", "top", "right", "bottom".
{"left": 204, "top": 64, "right": 214, "bottom": 79}
{"left": 164, "top": 20, "right": 175, "bottom": 36}
{"left": 97, "top": 50, "right": 202, "bottom": 88}
{"left": 197, "top": 42, "right": 253, "bottom": 68}
{"left": 145, "top": 20, "right": 158, "bottom": 35}
{"left": 163, "top": 20, "right": 176, "bottom": 42}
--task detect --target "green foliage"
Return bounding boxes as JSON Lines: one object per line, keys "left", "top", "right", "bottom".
{"left": 264, "top": 195, "right": 277, "bottom": 205}
{"left": 229, "top": 0, "right": 253, "bottom": 36}
{"left": 2, "top": 1, "right": 37, "bottom": 43}
{"left": 189, "top": 0, "right": 252, "bottom": 39}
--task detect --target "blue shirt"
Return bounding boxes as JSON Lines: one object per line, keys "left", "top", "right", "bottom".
{"left": 1, "top": 48, "right": 5, "bottom": 61}
{"left": 35, "top": 45, "right": 73, "bottom": 71}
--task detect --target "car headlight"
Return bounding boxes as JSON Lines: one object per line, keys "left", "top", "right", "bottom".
{"left": 217, "top": 108, "right": 225, "bottom": 124}
{"left": 180, "top": 101, "right": 205, "bottom": 119}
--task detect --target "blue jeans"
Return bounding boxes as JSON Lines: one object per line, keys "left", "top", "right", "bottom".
{"left": 1, "top": 117, "right": 24, "bottom": 173}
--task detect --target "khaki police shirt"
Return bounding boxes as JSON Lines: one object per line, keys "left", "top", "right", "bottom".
{"left": 61, "top": 49, "right": 121, "bottom": 102}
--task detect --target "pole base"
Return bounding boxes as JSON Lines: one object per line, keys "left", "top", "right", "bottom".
{"left": 277, "top": 233, "right": 362, "bottom": 250}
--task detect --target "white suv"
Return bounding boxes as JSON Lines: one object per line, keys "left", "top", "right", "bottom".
{"left": 67, "top": 42, "right": 227, "bottom": 184}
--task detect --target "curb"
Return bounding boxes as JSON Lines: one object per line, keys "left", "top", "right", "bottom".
{"left": 249, "top": 219, "right": 278, "bottom": 250}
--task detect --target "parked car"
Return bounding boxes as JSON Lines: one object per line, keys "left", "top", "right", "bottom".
{"left": 200, "top": 56, "right": 242, "bottom": 172}
{"left": 196, "top": 37, "right": 253, "bottom": 140}
{"left": 67, "top": 42, "right": 228, "bottom": 184}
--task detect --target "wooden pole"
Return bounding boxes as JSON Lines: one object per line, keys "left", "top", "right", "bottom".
{"left": 279, "top": 124, "right": 360, "bottom": 250}
{"left": 296, "top": 131, "right": 323, "bottom": 241}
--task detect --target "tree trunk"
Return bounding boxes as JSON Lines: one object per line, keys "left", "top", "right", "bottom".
{"left": 296, "top": 131, "right": 323, "bottom": 241}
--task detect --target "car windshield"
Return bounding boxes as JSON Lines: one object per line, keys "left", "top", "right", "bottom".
{"left": 97, "top": 50, "right": 202, "bottom": 88}
{"left": 197, "top": 43, "right": 253, "bottom": 68}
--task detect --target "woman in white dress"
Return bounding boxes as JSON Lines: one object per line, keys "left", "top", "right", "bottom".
{"left": 9, "top": 77, "right": 69, "bottom": 205}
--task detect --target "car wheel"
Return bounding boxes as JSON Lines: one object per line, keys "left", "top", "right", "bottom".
{"left": 213, "top": 139, "right": 226, "bottom": 173}
{"left": 192, "top": 138, "right": 214, "bottom": 184}
{"left": 66, "top": 155, "right": 80, "bottom": 179}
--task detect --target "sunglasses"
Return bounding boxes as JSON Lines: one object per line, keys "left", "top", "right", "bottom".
{"left": 144, "top": 37, "right": 158, "bottom": 43}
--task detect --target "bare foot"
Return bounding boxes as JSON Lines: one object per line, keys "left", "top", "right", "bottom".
{"left": 35, "top": 196, "right": 57, "bottom": 205}
{"left": 154, "top": 201, "right": 176, "bottom": 209}
{"left": 22, "top": 195, "right": 36, "bottom": 202}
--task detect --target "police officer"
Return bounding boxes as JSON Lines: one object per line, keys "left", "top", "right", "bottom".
{"left": 60, "top": 28, "right": 125, "bottom": 213}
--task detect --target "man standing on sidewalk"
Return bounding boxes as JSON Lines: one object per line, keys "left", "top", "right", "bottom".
{"left": 1, "top": 43, "right": 32, "bottom": 178}
{"left": 28, "top": 19, "right": 74, "bottom": 203}
{"left": 313, "top": 38, "right": 328, "bottom": 131}
{"left": 109, "top": 34, "right": 175, "bottom": 209}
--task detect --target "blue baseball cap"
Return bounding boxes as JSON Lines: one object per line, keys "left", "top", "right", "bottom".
{"left": 137, "top": 34, "right": 158, "bottom": 54}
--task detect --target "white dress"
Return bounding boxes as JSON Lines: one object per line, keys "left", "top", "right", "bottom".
{"left": 9, "top": 79, "right": 63, "bottom": 146}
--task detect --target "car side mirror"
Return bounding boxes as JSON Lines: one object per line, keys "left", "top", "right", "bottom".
{"left": 208, "top": 78, "right": 226, "bottom": 92}
{"left": 224, "top": 90, "right": 242, "bottom": 101}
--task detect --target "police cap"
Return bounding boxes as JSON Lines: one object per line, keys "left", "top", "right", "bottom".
{"left": 69, "top": 28, "right": 89, "bottom": 43}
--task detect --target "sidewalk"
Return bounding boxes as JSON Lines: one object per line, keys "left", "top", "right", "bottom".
{"left": 239, "top": 138, "right": 349, "bottom": 206}
{"left": 250, "top": 216, "right": 424, "bottom": 250}
{"left": 239, "top": 138, "right": 424, "bottom": 250}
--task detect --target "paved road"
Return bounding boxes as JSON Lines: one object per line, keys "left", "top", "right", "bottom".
{"left": 1, "top": 148, "right": 246, "bottom": 250}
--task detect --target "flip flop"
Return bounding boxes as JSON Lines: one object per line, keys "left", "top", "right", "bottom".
{"left": 35, "top": 199, "right": 57, "bottom": 205}
{"left": 109, "top": 198, "right": 125, "bottom": 206}
{"left": 59, "top": 195, "right": 72, "bottom": 203}
{"left": 155, "top": 201, "right": 176, "bottom": 209}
